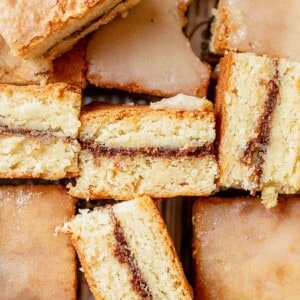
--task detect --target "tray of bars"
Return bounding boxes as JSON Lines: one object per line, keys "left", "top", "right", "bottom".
{"left": 0, "top": 0, "right": 299, "bottom": 299}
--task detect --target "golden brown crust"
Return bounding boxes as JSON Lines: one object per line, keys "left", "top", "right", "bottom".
{"left": 80, "top": 101, "right": 215, "bottom": 124}
{"left": 0, "top": 82, "right": 82, "bottom": 101}
{"left": 135, "top": 196, "right": 193, "bottom": 297}
{"left": 50, "top": 39, "right": 88, "bottom": 88}
{"left": 86, "top": 0, "right": 210, "bottom": 98}
{"left": 215, "top": 52, "right": 234, "bottom": 183}
{"left": 68, "top": 183, "right": 216, "bottom": 200}
{"left": 70, "top": 237, "right": 104, "bottom": 300}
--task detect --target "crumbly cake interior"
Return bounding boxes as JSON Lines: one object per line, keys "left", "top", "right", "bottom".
{"left": 217, "top": 52, "right": 273, "bottom": 191}
{"left": 217, "top": 52, "right": 300, "bottom": 207}
{"left": 0, "top": 83, "right": 82, "bottom": 179}
{"left": 62, "top": 196, "right": 192, "bottom": 300}
{"left": 69, "top": 151, "right": 217, "bottom": 199}
{"left": 0, "top": 83, "right": 81, "bottom": 138}
{"left": 0, "top": 135, "right": 80, "bottom": 179}
{"left": 262, "top": 59, "right": 300, "bottom": 195}
{"left": 79, "top": 99, "right": 215, "bottom": 149}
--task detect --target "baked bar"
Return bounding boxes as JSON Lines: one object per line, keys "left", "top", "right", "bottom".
{"left": 193, "top": 196, "right": 300, "bottom": 300}
{"left": 211, "top": 0, "right": 300, "bottom": 62}
{"left": 62, "top": 195, "right": 192, "bottom": 300}
{"left": 0, "top": 0, "right": 141, "bottom": 60}
{"left": 69, "top": 94, "right": 218, "bottom": 199}
{"left": 216, "top": 52, "right": 300, "bottom": 207}
{"left": 0, "top": 185, "right": 76, "bottom": 299}
{"left": 87, "top": 0, "right": 210, "bottom": 97}
{"left": 0, "top": 36, "right": 87, "bottom": 87}
{"left": 50, "top": 39, "right": 87, "bottom": 88}
{"left": 0, "top": 83, "right": 81, "bottom": 179}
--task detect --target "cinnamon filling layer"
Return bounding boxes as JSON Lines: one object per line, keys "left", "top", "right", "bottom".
{"left": 81, "top": 139, "right": 215, "bottom": 158}
{"left": 110, "top": 208, "right": 153, "bottom": 299}
{"left": 0, "top": 124, "right": 77, "bottom": 144}
{"left": 241, "top": 59, "right": 280, "bottom": 193}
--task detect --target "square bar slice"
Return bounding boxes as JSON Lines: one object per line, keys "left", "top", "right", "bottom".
{"left": 211, "top": 0, "right": 300, "bottom": 62}
{"left": 0, "top": 0, "right": 140, "bottom": 60}
{"left": 69, "top": 94, "right": 218, "bottom": 199}
{"left": 0, "top": 36, "right": 87, "bottom": 87}
{"left": 193, "top": 196, "right": 300, "bottom": 300}
{"left": 0, "top": 185, "right": 76, "bottom": 299}
{"left": 62, "top": 195, "right": 192, "bottom": 300}
{"left": 87, "top": 0, "right": 210, "bottom": 97}
{"left": 216, "top": 52, "right": 300, "bottom": 207}
{"left": 0, "top": 83, "right": 81, "bottom": 179}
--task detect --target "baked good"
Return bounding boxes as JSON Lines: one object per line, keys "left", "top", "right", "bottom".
{"left": 62, "top": 195, "right": 193, "bottom": 300}
{"left": 0, "top": 36, "right": 87, "bottom": 87}
{"left": 68, "top": 94, "right": 218, "bottom": 200}
{"left": 0, "top": 83, "right": 81, "bottom": 179}
{"left": 216, "top": 52, "right": 300, "bottom": 207}
{"left": 0, "top": 0, "right": 141, "bottom": 60}
{"left": 193, "top": 196, "right": 300, "bottom": 300}
{"left": 50, "top": 39, "right": 87, "bottom": 87}
{"left": 0, "top": 185, "right": 76, "bottom": 299}
{"left": 211, "top": 0, "right": 300, "bottom": 62}
{"left": 0, "top": 35, "right": 50, "bottom": 85}
{"left": 87, "top": 0, "right": 210, "bottom": 97}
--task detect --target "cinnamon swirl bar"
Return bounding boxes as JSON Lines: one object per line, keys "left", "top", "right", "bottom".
{"left": 69, "top": 95, "right": 218, "bottom": 199}
{"left": 62, "top": 196, "right": 192, "bottom": 300}
{"left": 216, "top": 52, "right": 300, "bottom": 207}
{"left": 0, "top": 83, "right": 81, "bottom": 179}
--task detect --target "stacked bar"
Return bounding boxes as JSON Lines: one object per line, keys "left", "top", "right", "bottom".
{"left": 69, "top": 94, "right": 218, "bottom": 200}
{"left": 62, "top": 196, "right": 193, "bottom": 300}
{"left": 0, "top": 83, "right": 81, "bottom": 179}
{"left": 216, "top": 52, "right": 300, "bottom": 207}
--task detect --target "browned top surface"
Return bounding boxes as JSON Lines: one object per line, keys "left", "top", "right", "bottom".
{"left": 0, "top": 0, "right": 113, "bottom": 57}
{"left": 193, "top": 196, "right": 300, "bottom": 300}
{"left": 0, "top": 185, "right": 76, "bottom": 300}
{"left": 213, "top": 0, "right": 300, "bottom": 62}
{"left": 87, "top": 0, "right": 210, "bottom": 97}
{"left": 80, "top": 101, "right": 214, "bottom": 123}
{"left": 0, "top": 36, "right": 87, "bottom": 87}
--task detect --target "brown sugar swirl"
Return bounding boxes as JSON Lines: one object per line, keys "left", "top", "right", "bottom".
{"left": 241, "top": 59, "right": 280, "bottom": 193}
{"left": 109, "top": 208, "right": 153, "bottom": 299}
